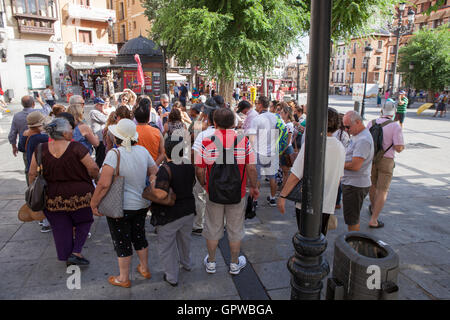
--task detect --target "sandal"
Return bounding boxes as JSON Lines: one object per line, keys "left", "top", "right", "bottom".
{"left": 137, "top": 264, "right": 152, "bottom": 279}
{"left": 369, "top": 220, "right": 384, "bottom": 228}
{"left": 108, "top": 276, "right": 131, "bottom": 288}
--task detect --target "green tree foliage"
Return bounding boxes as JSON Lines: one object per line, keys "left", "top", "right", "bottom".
{"left": 398, "top": 24, "right": 450, "bottom": 93}
{"left": 142, "top": 0, "right": 402, "bottom": 80}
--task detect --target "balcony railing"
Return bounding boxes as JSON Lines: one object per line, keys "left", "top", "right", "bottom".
{"left": 14, "top": 13, "right": 57, "bottom": 35}
{"left": 67, "top": 4, "right": 116, "bottom": 23}
{"left": 69, "top": 42, "right": 118, "bottom": 57}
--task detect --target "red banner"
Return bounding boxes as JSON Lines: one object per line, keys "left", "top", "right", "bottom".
{"left": 134, "top": 54, "right": 145, "bottom": 87}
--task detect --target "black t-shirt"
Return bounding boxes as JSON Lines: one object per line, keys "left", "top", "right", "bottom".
{"left": 180, "top": 86, "right": 188, "bottom": 98}
{"left": 151, "top": 162, "right": 196, "bottom": 224}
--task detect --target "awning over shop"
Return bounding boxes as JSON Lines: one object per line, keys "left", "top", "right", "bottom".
{"left": 66, "top": 62, "right": 110, "bottom": 70}
{"left": 166, "top": 72, "right": 186, "bottom": 81}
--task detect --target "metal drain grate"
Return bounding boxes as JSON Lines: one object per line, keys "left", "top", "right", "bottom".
{"left": 405, "top": 143, "right": 438, "bottom": 149}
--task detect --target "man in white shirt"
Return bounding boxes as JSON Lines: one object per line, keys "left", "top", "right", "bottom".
{"left": 249, "top": 96, "right": 279, "bottom": 206}
{"left": 192, "top": 99, "right": 219, "bottom": 236}
{"left": 277, "top": 108, "right": 345, "bottom": 235}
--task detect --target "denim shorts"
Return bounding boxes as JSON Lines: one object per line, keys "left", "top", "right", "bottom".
{"left": 280, "top": 145, "right": 294, "bottom": 167}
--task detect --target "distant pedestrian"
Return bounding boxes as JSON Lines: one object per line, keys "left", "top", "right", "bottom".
{"left": 143, "top": 136, "right": 196, "bottom": 286}
{"left": 179, "top": 83, "right": 188, "bottom": 107}
{"left": 384, "top": 89, "right": 390, "bottom": 100}
{"left": 341, "top": 111, "right": 374, "bottom": 231}
{"left": 433, "top": 91, "right": 447, "bottom": 118}
{"left": 366, "top": 100, "right": 404, "bottom": 228}
{"left": 91, "top": 119, "right": 158, "bottom": 288}
{"left": 195, "top": 108, "right": 259, "bottom": 275}
{"left": 278, "top": 108, "right": 345, "bottom": 236}
{"left": 28, "top": 118, "right": 99, "bottom": 265}
{"left": 377, "top": 89, "right": 382, "bottom": 107}
{"left": 394, "top": 90, "right": 408, "bottom": 128}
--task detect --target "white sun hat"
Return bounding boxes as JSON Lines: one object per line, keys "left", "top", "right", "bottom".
{"left": 108, "top": 118, "right": 139, "bottom": 152}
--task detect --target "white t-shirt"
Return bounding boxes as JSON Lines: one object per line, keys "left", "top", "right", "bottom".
{"left": 291, "top": 136, "right": 345, "bottom": 214}
{"left": 250, "top": 111, "right": 279, "bottom": 157}
{"left": 103, "top": 145, "right": 156, "bottom": 210}
{"left": 243, "top": 109, "right": 258, "bottom": 135}
{"left": 193, "top": 126, "right": 215, "bottom": 152}
{"left": 235, "top": 87, "right": 241, "bottom": 96}
{"left": 42, "top": 89, "right": 54, "bottom": 101}
{"left": 285, "top": 122, "right": 294, "bottom": 146}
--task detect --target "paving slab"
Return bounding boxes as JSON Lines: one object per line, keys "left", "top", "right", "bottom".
{"left": 0, "top": 224, "right": 21, "bottom": 243}
{"left": 252, "top": 260, "right": 290, "bottom": 291}
{"left": 0, "top": 239, "right": 50, "bottom": 263}
{"left": 400, "top": 265, "right": 450, "bottom": 299}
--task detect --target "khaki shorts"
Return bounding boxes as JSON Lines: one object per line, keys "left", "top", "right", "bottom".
{"left": 371, "top": 157, "right": 395, "bottom": 192}
{"left": 203, "top": 196, "right": 246, "bottom": 242}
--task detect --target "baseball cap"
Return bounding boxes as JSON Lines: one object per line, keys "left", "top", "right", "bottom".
{"left": 399, "top": 90, "right": 406, "bottom": 95}
{"left": 382, "top": 99, "right": 396, "bottom": 116}
{"left": 94, "top": 97, "right": 105, "bottom": 104}
{"left": 27, "top": 111, "right": 46, "bottom": 128}
{"left": 236, "top": 100, "right": 252, "bottom": 113}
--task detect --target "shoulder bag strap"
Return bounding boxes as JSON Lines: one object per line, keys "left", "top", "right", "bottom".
{"left": 37, "top": 143, "right": 43, "bottom": 175}
{"left": 234, "top": 135, "right": 246, "bottom": 186}
{"left": 112, "top": 149, "right": 120, "bottom": 177}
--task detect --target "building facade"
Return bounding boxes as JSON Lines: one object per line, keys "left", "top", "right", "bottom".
{"left": 330, "top": 41, "right": 348, "bottom": 93}
{"left": 109, "top": 0, "right": 151, "bottom": 50}
{"left": 0, "top": 0, "right": 66, "bottom": 101}
{"left": 60, "top": 0, "right": 118, "bottom": 96}
{"left": 385, "top": 0, "right": 450, "bottom": 91}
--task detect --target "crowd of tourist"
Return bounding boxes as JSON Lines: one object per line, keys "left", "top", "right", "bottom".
{"left": 7, "top": 85, "right": 405, "bottom": 288}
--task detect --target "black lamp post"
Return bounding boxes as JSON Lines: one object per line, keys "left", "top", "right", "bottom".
{"left": 360, "top": 44, "right": 373, "bottom": 119}
{"left": 296, "top": 54, "right": 301, "bottom": 103}
{"left": 160, "top": 39, "right": 168, "bottom": 95}
{"left": 287, "top": 0, "right": 331, "bottom": 300}
{"left": 387, "top": 2, "right": 415, "bottom": 95}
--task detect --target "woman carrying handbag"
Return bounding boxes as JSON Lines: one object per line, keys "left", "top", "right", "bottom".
{"left": 142, "top": 136, "right": 196, "bottom": 287}
{"left": 90, "top": 119, "right": 158, "bottom": 288}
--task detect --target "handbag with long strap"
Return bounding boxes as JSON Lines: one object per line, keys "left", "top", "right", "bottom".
{"left": 98, "top": 149, "right": 125, "bottom": 219}
{"left": 25, "top": 143, "right": 47, "bottom": 211}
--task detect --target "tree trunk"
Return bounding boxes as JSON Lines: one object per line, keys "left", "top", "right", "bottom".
{"left": 218, "top": 77, "right": 234, "bottom": 107}
{"left": 428, "top": 90, "right": 434, "bottom": 103}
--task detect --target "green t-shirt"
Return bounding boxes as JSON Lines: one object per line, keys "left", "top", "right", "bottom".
{"left": 397, "top": 97, "right": 408, "bottom": 113}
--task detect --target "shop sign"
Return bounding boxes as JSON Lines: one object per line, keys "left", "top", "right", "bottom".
{"left": 30, "top": 65, "right": 46, "bottom": 89}
{"left": 178, "top": 68, "right": 191, "bottom": 74}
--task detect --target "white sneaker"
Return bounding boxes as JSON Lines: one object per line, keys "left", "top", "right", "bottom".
{"left": 203, "top": 255, "right": 216, "bottom": 274}
{"left": 229, "top": 256, "right": 247, "bottom": 275}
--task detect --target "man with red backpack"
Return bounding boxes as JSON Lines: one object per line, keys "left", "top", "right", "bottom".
{"left": 195, "top": 108, "right": 258, "bottom": 276}
{"left": 367, "top": 100, "right": 404, "bottom": 228}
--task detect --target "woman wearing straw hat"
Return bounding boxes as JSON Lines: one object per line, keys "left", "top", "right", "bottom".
{"left": 21, "top": 111, "right": 51, "bottom": 232}
{"left": 28, "top": 118, "right": 99, "bottom": 266}
{"left": 90, "top": 119, "right": 158, "bottom": 288}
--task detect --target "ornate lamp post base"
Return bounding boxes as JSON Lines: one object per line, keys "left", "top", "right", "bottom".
{"left": 288, "top": 232, "right": 330, "bottom": 300}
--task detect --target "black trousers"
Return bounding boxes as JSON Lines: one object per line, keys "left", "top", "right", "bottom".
{"left": 106, "top": 208, "right": 149, "bottom": 257}
{"left": 94, "top": 142, "right": 106, "bottom": 168}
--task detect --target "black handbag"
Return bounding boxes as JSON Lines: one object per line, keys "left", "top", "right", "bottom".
{"left": 245, "top": 195, "right": 256, "bottom": 220}
{"left": 25, "top": 143, "right": 47, "bottom": 211}
{"left": 285, "top": 179, "right": 302, "bottom": 203}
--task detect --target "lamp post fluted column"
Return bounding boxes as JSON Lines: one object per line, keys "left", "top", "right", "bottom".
{"left": 287, "top": 0, "right": 331, "bottom": 300}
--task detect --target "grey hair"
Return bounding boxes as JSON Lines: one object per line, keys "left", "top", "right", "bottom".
{"left": 45, "top": 118, "right": 72, "bottom": 140}
{"left": 160, "top": 94, "right": 169, "bottom": 101}
{"left": 346, "top": 110, "right": 363, "bottom": 124}
{"left": 69, "top": 95, "right": 84, "bottom": 106}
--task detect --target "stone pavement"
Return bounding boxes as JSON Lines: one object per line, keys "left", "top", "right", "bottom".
{"left": 0, "top": 96, "right": 448, "bottom": 300}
